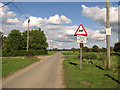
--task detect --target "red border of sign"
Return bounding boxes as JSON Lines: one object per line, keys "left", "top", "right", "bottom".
{"left": 74, "top": 24, "right": 87, "bottom": 36}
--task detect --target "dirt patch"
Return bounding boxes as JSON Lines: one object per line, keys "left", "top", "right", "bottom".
{"left": 80, "top": 81, "right": 91, "bottom": 86}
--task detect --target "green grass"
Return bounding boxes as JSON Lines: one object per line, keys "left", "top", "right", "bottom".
{"left": 2, "top": 57, "right": 40, "bottom": 77}
{"left": 61, "top": 51, "right": 78, "bottom": 55}
{"left": 38, "top": 51, "right": 58, "bottom": 56}
{"left": 47, "top": 51, "right": 58, "bottom": 55}
{"left": 63, "top": 56, "right": 119, "bottom": 88}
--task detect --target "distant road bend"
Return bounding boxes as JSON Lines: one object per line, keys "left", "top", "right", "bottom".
{"left": 3, "top": 52, "right": 65, "bottom": 88}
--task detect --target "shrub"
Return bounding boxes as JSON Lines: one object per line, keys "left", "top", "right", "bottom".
{"left": 2, "top": 50, "right": 48, "bottom": 57}
{"left": 78, "top": 52, "right": 106, "bottom": 61}
{"left": 113, "top": 42, "right": 120, "bottom": 52}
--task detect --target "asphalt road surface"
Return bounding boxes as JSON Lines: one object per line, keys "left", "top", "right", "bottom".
{"left": 3, "top": 52, "right": 65, "bottom": 88}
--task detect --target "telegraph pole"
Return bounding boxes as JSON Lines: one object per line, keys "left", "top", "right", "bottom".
{"left": 27, "top": 19, "right": 30, "bottom": 56}
{"left": 106, "top": 0, "right": 110, "bottom": 69}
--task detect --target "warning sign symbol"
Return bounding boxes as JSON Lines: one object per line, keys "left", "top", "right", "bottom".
{"left": 74, "top": 24, "right": 87, "bottom": 36}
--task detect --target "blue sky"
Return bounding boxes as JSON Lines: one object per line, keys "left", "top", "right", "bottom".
{"left": 6, "top": 2, "right": 118, "bottom": 27}
{"left": 1, "top": 2, "right": 119, "bottom": 48}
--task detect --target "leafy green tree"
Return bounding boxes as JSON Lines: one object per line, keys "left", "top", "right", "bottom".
{"left": 22, "top": 28, "right": 48, "bottom": 50}
{"left": 92, "top": 45, "right": 100, "bottom": 52}
{"left": 71, "top": 47, "right": 76, "bottom": 52}
{"left": 5, "top": 30, "right": 23, "bottom": 51}
{"left": 0, "top": 31, "right": 3, "bottom": 49}
{"left": 101, "top": 47, "right": 106, "bottom": 52}
{"left": 2, "top": 36, "right": 7, "bottom": 50}
{"left": 113, "top": 42, "right": 120, "bottom": 52}
{"left": 53, "top": 48, "right": 58, "bottom": 51}
{"left": 83, "top": 46, "right": 90, "bottom": 52}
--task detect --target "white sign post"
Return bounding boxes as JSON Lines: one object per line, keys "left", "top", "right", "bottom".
{"left": 74, "top": 24, "right": 87, "bottom": 70}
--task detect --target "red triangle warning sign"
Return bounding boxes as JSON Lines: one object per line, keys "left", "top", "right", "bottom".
{"left": 74, "top": 24, "right": 87, "bottom": 36}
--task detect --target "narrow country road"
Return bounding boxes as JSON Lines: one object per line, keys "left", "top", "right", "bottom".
{"left": 2, "top": 52, "right": 65, "bottom": 88}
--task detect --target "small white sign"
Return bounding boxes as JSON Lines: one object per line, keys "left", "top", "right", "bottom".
{"left": 77, "top": 35, "right": 87, "bottom": 43}
{"left": 106, "top": 28, "right": 111, "bottom": 35}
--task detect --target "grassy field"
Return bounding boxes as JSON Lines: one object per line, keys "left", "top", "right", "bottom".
{"left": 2, "top": 57, "right": 40, "bottom": 77}
{"left": 63, "top": 51, "right": 119, "bottom": 88}
{"left": 37, "top": 51, "right": 58, "bottom": 56}
{"left": 61, "top": 51, "right": 79, "bottom": 55}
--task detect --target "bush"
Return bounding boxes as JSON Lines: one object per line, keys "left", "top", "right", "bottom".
{"left": 2, "top": 50, "right": 48, "bottom": 57}
{"left": 78, "top": 52, "right": 106, "bottom": 61}
{"left": 113, "top": 42, "right": 120, "bottom": 52}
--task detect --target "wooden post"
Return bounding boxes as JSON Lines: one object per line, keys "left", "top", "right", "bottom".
{"left": 80, "top": 43, "right": 83, "bottom": 69}
{"left": 106, "top": 0, "right": 110, "bottom": 69}
{"left": 27, "top": 19, "right": 30, "bottom": 56}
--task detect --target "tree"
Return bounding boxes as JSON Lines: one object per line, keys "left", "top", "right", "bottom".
{"left": 113, "top": 42, "right": 120, "bottom": 52}
{"left": 5, "top": 30, "right": 23, "bottom": 51}
{"left": 101, "top": 47, "right": 106, "bottom": 52}
{"left": 92, "top": 45, "right": 100, "bottom": 52}
{"left": 83, "top": 46, "right": 90, "bottom": 52}
{"left": 22, "top": 29, "right": 48, "bottom": 50}
{"left": 71, "top": 47, "right": 76, "bottom": 52}
{"left": 53, "top": 48, "right": 58, "bottom": 51}
{"left": 2, "top": 36, "right": 7, "bottom": 50}
{"left": 0, "top": 31, "right": 3, "bottom": 49}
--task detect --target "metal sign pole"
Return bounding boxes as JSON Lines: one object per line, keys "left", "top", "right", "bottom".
{"left": 80, "top": 46, "right": 82, "bottom": 69}
{"left": 80, "top": 43, "right": 83, "bottom": 69}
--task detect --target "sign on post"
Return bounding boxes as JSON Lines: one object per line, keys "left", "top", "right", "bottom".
{"left": 77, "top": 35, "right": 87, "bottom": 43}
{"left": 74, "top": 24, "right": 87, "bottom": 36}
{"left": 74, "top": 24, "right": 88, "bottom": 70}
{"left": 106, "top": 27, "right": 111, "bottom": 35}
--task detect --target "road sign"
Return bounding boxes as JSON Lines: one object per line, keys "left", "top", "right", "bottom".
{"left": 106, "top": 28, "right": 111, "bottom": 35}
{"left": 74, "top": 24, "right": 87, "bottom": 36}
{"left": 77, "top": 35, "right": 87, "bottom": 43}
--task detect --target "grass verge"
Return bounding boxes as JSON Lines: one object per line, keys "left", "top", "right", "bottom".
{"left": 2, "top": 57, "right": 40, "bottom": 77}
{"left": 61, "top": 51, "right": 78, "bottom": 55}
{"left": 63, "top": 56, "right": 118, "bottom": 88}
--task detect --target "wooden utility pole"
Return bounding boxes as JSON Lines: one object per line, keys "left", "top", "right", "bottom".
{"left": 80, "top": 43, "right": 83, "bottom": 69}
{"left": 27, "top": 19, "right": 30, "bottom": 56}
{"left": 106, "top": 0, "right": 110, "bottom": 69}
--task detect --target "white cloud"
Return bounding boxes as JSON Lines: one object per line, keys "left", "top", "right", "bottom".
{"left": 23, "top": 14, "right": 72, "bottom": 28}
{"left": 23, "top": 16, "right": 43, "bottom": 28}
{"left": 43, "top": 25, "right": 106, "bottom": 45}
{"left": 7, "top": 18, "right": 19, "bottom": 24}
{"left": 81, "top": 5, "right": 118, "bottom": 33}
{"left": 116, "top": 39, "right": 119, "bottom": 43}
{"left": 44, "top": 14, "right": 72, "bottom": 25}
{"left": 58, "top": 43, "right": 62, "bottom": 46}
{"left": 0, "top": 3, "right": 16, "bottom": 18}
{"left": 87, "top": 29, "right": 106, "bottom": 41}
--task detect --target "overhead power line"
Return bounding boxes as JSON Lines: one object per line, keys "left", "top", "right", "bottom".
{"left": 11, "top": 2, "right": 24, "bottom": 15}
{"left": 11, "top": 2, "right": 28, "bottom": 19}
{"left": 0, "top": 2, "right": 12, "bottom": 8}
{"left": 0, "top": 1, "right": 28, "bottom": 19}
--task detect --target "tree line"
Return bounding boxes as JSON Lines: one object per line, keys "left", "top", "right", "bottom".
{"left": 49, "top": 43, "right": 120, "bottom": 53}
{"left": 1, "top": 28, "right": 48, "bottom": 56}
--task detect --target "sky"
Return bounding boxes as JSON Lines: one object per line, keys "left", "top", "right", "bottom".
{"left": 0, "top": 1, "right": 119, "bottom": 49}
